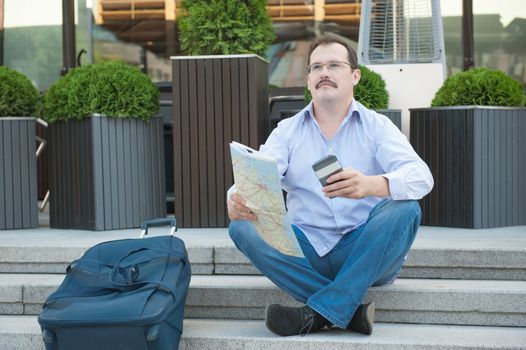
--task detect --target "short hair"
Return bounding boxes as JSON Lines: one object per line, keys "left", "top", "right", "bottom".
{"left": 308, "top": 34, "right": 358, "bottom": 69}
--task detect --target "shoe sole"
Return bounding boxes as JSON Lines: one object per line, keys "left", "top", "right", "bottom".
{"left": 364, "top": 302, "right": 375, "bottom": 335}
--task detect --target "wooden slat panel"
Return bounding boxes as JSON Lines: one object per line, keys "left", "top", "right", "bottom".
{"left": 0, "top": 120, "right": 37, "bottom": 229}
{"left": 267, "top": 0, "right": 306, "bottom": 4}
{"left": 12, "top": 122, "right": 22, "bottom": 228}
{"left": 213, "top": 59, "right": 225, "bottom": 227}
{"left": 92, "top": 117, "right": 105, "bottom": 230}
{"left": 271, "top": 15, "right": 314, "bottom": 21}
{"left": 1, "top": 123, "right": 13, "bottom": 228}
{"left": 171, "top": 56, "right": 268, "bottom": 227}
{"left": 180, "top": 60, "right": 193, "bottom": 227}
{"left": 239, "top": 58, "right": 249, "bottom": 145}
{"left": 230, "top": 59, "right": 241, "bottom": 143}
{"left": 267, "top": 5, "right": 313, "bottom": 17}
{"left": 196, "top": 59, "right": 208, "bottom": 227}
{"left": 0, "top": 122, "right": 5, "bottom": 229}
{"left": 100, "top": 10, "right": 165, "bottom": 21}
{"left": 324, "top": 14, "right": 360, "bottom": 21}
{"left": 248, "top": 58, "right": 258, "bottom": 149}
{"left": 101, "top": 0, "right": 164, "bottom": 10}
{"left": 188, "top": 60, "right": 200, "bottom": 227}
{"left": 80, "top": 118, "right": 92, "bottom": 229}
{"left": 205, "top": 59, "right": 217, "bottom": 227}
{"left": 36, "top": 124, "right": 47, "bottom": 200}
{"left": 157, "top": 118, "right": 167, "bottom": 219}
{"left": 164, "top": 0, "right": 175, "bottom": 20}
{"left": 123, "top": 119, "right": 133, "bottom": 226}
{"left": 108, "top": 119, "right": 120, "bottom": 228}
{"left": 129, "top": 120, "right": 140, "bottom": 227}
{"left": 324, "top": 3, "right": 360, "bottom": 14}
{"left": 172, "top": 60, "right": 185, "bottom": 226}
{"left": 411, "top": 107, "right": 526, "bottom": 228}
{"left": 221, "top": 59, "right": 233, "bottom": 226}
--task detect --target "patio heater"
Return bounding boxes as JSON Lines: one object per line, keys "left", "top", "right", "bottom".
{"left": 358, "top": 0, "right": 446, "bottom": 136}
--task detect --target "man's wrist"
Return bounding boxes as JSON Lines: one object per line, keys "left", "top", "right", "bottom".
{"left": 368, "top": 175, "right": 390, "bottom": 197}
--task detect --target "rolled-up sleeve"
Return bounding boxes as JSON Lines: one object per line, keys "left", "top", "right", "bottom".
{"left": 375, "top": 119, "right": 434, "bottom": 200}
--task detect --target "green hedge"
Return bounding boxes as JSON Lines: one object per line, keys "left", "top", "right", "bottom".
{"left": 305, "top": 65, "right": 389, "bottom": 110}
{"left": 354, "top": 65, "right": 389, "bottom": 110}
{"left": 0, "top": 66, "right": 41, "bottom": 117}
{"left": 178, "top": 0, "right": 275, "bottom": 57}
{"left": 432, "top": 67, "right": 525, "bottom": 107}
{"left": 43, "top": 61, "right": 159, "bottom": 123}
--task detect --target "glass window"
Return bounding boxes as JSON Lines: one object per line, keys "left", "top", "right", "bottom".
{"left": 440, "top": 0, "right": 462, "bottom": 76}
{"left": 91, "top": 0, "right": 178, "bottom": 82}
{"left": 441, "top": 0, "right": 526, "bottom": 87}
{"left": 473, "top": 0, "right": 526, "bottom": 87}
{"left": 89, "top": 0, "right": 362, "bottom": 88}
{"left": 268, "top": 0, "right": 362, "bottom": 88}
{"left": 3, "top": 0, "right": 63, "bottom": 90}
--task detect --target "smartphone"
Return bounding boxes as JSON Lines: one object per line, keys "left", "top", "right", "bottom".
{"left": 312, "top": 155, "right": 343, "bottom": 186}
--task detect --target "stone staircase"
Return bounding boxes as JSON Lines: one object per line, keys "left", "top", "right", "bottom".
{"left": 0, "top": 225, "right": 525, "bottom": 349}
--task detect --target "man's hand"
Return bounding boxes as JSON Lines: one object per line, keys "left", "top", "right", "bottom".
{"left": 227, "top": 192, "right": 257, "bottom": 221}
{"left": 323, "top": 168, "right": 390, "bottom": 199}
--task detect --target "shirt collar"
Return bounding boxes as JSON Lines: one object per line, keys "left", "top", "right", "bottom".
{"left": 303, "top": 99, "right": 362, "bottom": 126}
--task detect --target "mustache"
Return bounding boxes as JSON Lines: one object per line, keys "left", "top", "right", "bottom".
{"left": 316, "top": 79, "right": 337, "bottom": 89}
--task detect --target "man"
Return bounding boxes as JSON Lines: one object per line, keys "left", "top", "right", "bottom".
{"left": 227, "top": 34, "right": 433, "bottom": 337}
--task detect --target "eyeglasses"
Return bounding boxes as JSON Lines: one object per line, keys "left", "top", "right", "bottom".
{"left": 306, "top": 61, "right": 355, "bottom": 74}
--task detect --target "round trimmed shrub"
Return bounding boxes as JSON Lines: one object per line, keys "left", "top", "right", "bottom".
{"left": 305, "top": 65, "right": 389, "bottom": 110}
{"left": 178, "top": 0, "right": 275, "bottom": 57}
{"left": 354, "top": 65, "right": 389, "bottom": 110}
{"left": 0, "top": 66, "right": 40, "bottom": 117}
{"left": 432, "top": 67, "right": 525, "bottom": 107}
{"left": 43, "top": 61, "right": 159, "bottom": 123}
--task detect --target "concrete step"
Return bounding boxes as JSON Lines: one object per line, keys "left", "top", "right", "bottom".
{"left": 1, "top": 274, "right": 525, "bottom": 327}
{"left": 2, "top": 316, "right": 525, "bottom": 350}
{"left": 1, "top": 226, "right": 525, "bottom": 280}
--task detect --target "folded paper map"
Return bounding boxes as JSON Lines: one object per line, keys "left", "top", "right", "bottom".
{"left": 229, "top": 141, "right": 304, "bottom": 258}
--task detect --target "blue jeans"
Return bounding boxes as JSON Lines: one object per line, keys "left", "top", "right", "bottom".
{"left": 228, "top": 199, "right": 422, "bottom": 329}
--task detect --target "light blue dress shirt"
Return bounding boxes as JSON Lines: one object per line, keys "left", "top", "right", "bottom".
{"left": 233, "top": 99, "right": 433, "bottom": 257}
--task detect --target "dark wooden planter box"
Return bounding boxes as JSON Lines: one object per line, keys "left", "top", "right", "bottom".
{"left": 410, "top": 106, "right": 526, "bottom": 228}
{"left": 48, "top": 115, "right": 166, "bottom": 230}
{"left": 0, "top": 118, "right": 38, "bottom": 229}
{"left": 378, "top": 109, "right": 402, "bottom": 130}
{"left": 172, "top": 54, "right": 269, "bottom": 228}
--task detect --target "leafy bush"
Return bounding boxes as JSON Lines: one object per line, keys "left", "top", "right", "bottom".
{"left": 304, "top": 65, "right": 389, "bottom": 110}
{"left": 354, "top": 65, "right": 389, "bottom": 110}
{"left": 0, "top": 66, "right": 40, "bottom": 117}
{"left": 43, "top": 61, "right": 159, "bottom": 123}
{"left": 432, "top": 67, "right": 525, "bottom": 107}
{"left": 178, "top": 0, "right": 275, "bottom": 57}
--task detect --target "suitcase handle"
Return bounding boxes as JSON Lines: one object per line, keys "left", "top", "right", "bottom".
{"left": 109, "top": 247, "right": 184, "bottom": 297}
{"left": 140, "top": 218, "right": 177, "bottom": 238}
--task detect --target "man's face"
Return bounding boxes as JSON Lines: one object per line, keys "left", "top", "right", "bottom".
{"left": 307, "top": 43, "right": 360, "bottom": 104}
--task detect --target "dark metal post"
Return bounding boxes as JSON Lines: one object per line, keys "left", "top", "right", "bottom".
{"left": 462, "top": 0, "right": 474, "bottom": 70}
{"left": 62, "top": 0, "right": 76, "bottom": 75}
{"left": 140, "top": 46, "right": 148, "bottom": 73}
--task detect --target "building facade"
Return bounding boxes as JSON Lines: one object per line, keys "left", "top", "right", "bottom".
{"left": 1, "top": 0, "right": 525, "bottom": 92}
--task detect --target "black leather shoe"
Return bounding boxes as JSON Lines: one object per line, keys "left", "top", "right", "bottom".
{"left": 347, "top": 302, "right": 375, "bottom": 335}
{"left": 265, "top": 304, "right": 329, "bottom": 336}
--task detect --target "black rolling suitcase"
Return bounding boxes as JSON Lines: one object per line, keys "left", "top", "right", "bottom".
{"left": 38, "top": 218, "right": 191, "bottom": 350}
